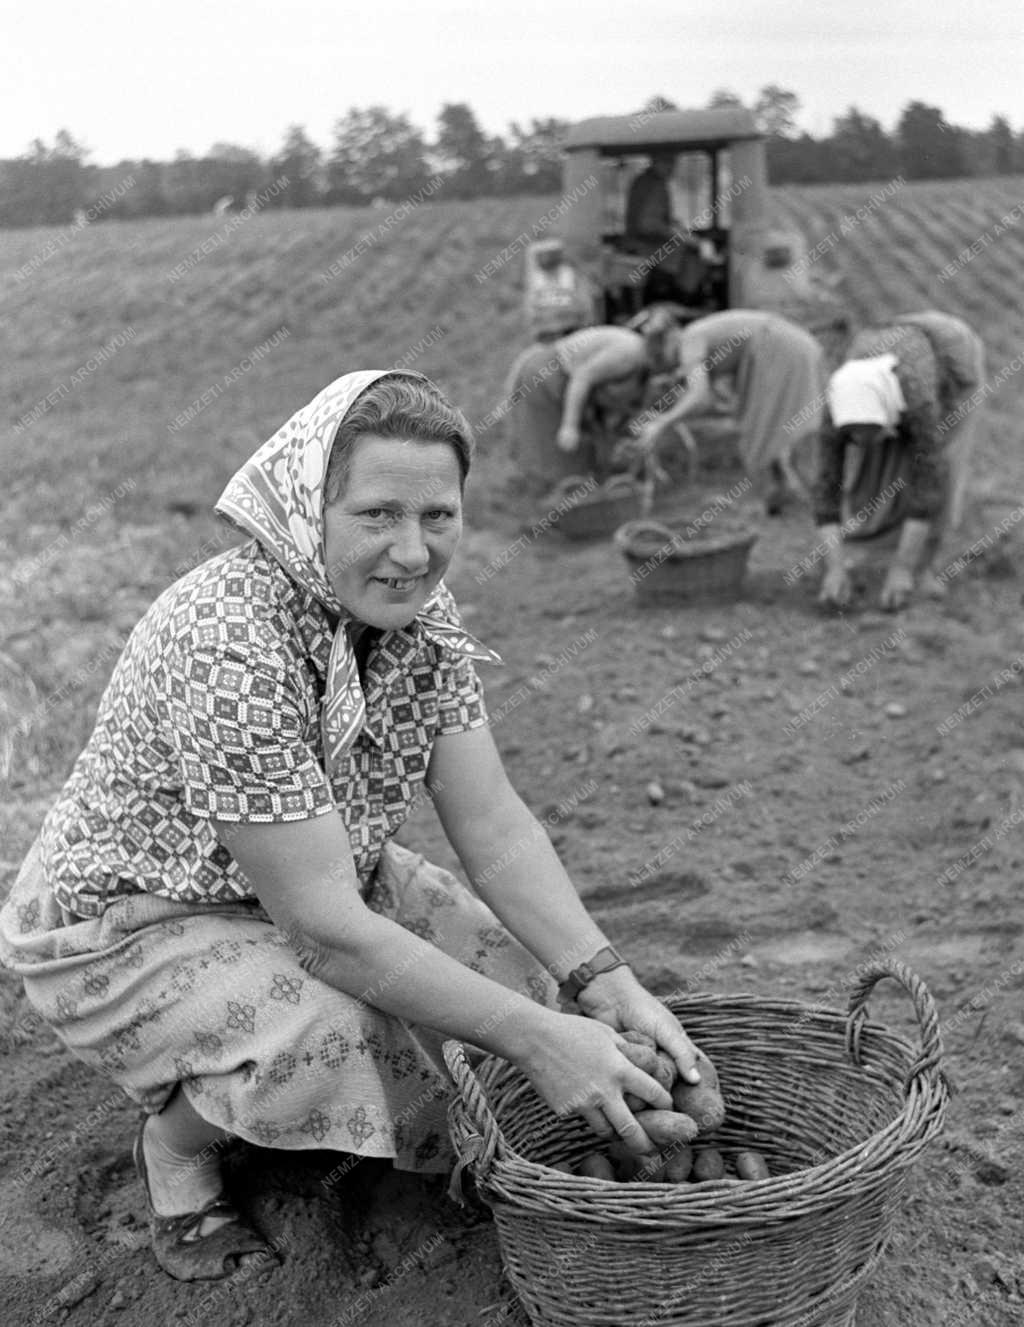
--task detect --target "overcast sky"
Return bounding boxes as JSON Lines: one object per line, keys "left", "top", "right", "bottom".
{"left": 3, "top": 0, "right": 1023, "bottom": 163}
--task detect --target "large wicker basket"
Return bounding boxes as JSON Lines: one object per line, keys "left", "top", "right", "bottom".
{"left": 549, "top": 475, "right": 646, "bottom": 541}
{"left": 445, "top": 960, "right": 948, "bottom": 1327}
{"left": 615, "top": 517, "right": 757, "bottom": 603}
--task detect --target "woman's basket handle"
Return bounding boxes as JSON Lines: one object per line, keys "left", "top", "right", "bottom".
{"left": 612, "top": 518, "right": 678, "bottom": 555}
{"left": 547, "top": 474, "right": 595, "bottom": 504}
{"left": 602, "top": 472, "right": 641, "bottom": 497}
{"left": 443, "top": 1040, "right": 505, "bottom": 1199}
{"left": 844, "top": 958, "right": 944, "bottom": 1092}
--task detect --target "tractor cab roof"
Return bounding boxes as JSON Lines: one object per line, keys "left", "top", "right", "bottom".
{"left": 564, "top": 109, "right": 762, "bottom": 155}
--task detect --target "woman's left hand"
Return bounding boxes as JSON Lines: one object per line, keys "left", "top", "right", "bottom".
{"left": 576, "top": 967, "right": 701, "bottom": 1085}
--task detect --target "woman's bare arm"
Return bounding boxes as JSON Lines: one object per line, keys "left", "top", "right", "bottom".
{"left": 646, "top": 359, "right": 711, "bottom": 431}
{"left": 428, "top": 728, "right": 609, "bottom": 978}
{"left": 427, "top": 723, "right": 701, "bottom": 1084}
{"left": 636, "top": 335, "right": 712, "bottom": 451}
{"left": 212, "top": 813, "right": 555, "bottom": 1063}
{"left": 559, "top": 341, "right": 647, "bottom": 443}
{"left": 212, "top": 810, "right": 673, "bottom": 1143}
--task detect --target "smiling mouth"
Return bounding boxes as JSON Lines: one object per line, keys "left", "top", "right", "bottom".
{"left": 375, "top": 576, "right": 420, "bottom": 591}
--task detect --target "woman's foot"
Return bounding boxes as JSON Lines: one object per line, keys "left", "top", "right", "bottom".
{"left": 134, "top": 1114, "right": 275, "bottom": 1282}
{"left": 140, "top": 1113, "right": 234, "bottom": 1232}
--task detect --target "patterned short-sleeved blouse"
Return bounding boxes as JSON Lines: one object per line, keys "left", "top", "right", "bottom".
{"left": 40, "top": 540, "right": 488, "bottom": 918}
{"left": 813, "top": 314, "right": 983, "bottom": 528}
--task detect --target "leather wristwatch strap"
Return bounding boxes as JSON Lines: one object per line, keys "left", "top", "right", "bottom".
{"left": 557, "top": 945, "right": 630, "bottom": 1003}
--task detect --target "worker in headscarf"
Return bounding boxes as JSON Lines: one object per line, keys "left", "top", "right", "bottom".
{"left": 1, "top": 369, "right": 706, "bottom": 1282}
{"left": 813, "top": 311, "right": 985, "bottom": 610}
{"left": 523, "top": 239, "right": 598, "bottom": 343}
{"left": 633, "top": 308, "right": 827, "bottom": 513}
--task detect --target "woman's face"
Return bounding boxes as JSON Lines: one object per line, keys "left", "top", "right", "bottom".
{"left": 323, "top": 434, "right": 463, "bottom": 630}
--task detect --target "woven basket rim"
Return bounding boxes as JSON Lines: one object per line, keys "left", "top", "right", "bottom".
{"left": 614, "top": 517, "right": 758, "bottom": 561}
{"left": 459, "top": 1053, "right": 934, "bottom": 1223}
{"left": 446, "top": 968, "right": 948, "bottom": 1226}
{"left": 546, "top": 473, "right": 644, "bottom": 509}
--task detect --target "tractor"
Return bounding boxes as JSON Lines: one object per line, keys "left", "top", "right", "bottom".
{"left": 513, "top": 108, "right": 842, "bottom": 506}
{"left": 524, "top": 107, "right": 838, "bottom": 335}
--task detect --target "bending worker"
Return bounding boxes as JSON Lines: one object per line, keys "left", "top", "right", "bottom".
{"left": 505, "top": 324, "right": 649, "bottom": 495}
{"left": 635, "top": 308, "right": 827, "bottom": 513}
{"left": 814, "top": 310, "right": 985, "bottom": 611}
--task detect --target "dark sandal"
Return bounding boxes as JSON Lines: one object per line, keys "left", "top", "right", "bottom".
{"left": 133, "top": 1119, "right": 277, "bottom": 1282}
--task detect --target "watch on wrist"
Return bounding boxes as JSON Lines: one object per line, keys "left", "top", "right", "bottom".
{"left": 557, "top": 945, "right": 630, "bottom": 1004}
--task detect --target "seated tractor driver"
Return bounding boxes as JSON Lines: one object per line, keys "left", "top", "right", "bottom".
{"left": 625, "top": 153, "right": 676, "bottom": 249}
{"left": 624, "top": 153, "right": 705, "bottom": 305}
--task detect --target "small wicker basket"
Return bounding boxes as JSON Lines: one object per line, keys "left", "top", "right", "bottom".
{"left": 615, "top": 517, "right": 757, "bottom": 603}
{"left": 548, "top": 475, "right": 647, "bottom": 541}
{"left": 445, "top": 960, "right": 948, "bottom": 1327}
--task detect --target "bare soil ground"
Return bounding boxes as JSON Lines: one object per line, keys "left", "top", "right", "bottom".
{"left": 2, "top": 187, "right": 1023, "bottom": 1325}
{"left": 4, "top": 484, "right": 1023, "bottom": 1326}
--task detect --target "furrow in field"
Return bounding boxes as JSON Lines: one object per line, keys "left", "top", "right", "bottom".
{"left": 908, "top": 215, "right": 1024, "bottom": 334}
{"left": 862, "top": 206, "right": 952, "bottom": 307}
{"left": 769, "top": 190, "right": 878, "bottom": 319}
{"left": 939, "top": 187, "right": 1024, "bottom": 243}
{"left": 939, "top": 222, "right": 1024, "bottom": 309}
{"left": 879, "top": 204, "right": 1003, "bottom": 325}
{"left": 884, "top": 201, "right": 967, "bottom": 281}
{"left": 906, "top": 189, "right": 1024, "bottom": 303}
{"left": 832, "top": 214, "right": 934, "bottom": 317}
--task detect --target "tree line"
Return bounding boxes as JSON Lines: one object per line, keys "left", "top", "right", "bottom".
{"left": 2, "top": 90, "right": 1022, "bottom": 230}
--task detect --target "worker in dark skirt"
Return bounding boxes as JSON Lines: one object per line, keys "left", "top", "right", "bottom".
{"left": 813, "top": 311, "right": 985, "bottom": 610}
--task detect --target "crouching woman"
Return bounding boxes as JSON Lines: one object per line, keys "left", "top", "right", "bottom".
{"left": 0, "top": 371, "right": 701, "bottom": 1282}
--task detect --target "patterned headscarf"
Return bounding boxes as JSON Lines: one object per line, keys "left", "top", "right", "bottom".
{"left": 215, "top": 371, "right": 499, "bottom": 775}
{"left": 827, "top": 354, "right": 907, "bottom": 432}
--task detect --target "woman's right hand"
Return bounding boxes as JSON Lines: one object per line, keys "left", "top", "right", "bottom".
{"left": 819, "top": 565, "right": 852, "bottom": 608}
{"left": 515, "top": 1011, "right": 672, "bottom": 1154}
{"left": 556, "top": 423, "right": 581, "bottom": 452}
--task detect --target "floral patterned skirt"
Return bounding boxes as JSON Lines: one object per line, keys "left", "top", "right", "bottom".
{"left": 0, "top": 838, "right": 558, "bottom": 1173}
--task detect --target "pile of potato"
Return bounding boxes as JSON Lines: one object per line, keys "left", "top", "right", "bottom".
{"left": 553, "top": 1032, "right": 770, "bottom": 1185}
